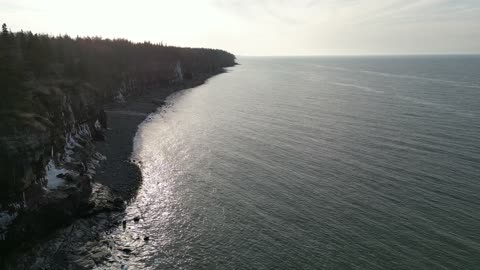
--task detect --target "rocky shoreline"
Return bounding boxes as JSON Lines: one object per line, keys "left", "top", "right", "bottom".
{"left": 2, "top": 70, "right": 228, "bottom": 269}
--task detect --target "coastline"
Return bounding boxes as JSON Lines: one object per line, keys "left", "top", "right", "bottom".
{"left": 3, "top": 69, "right": 229, "bottom": 269}
{"left": 94, "top": 71, "right": 227, "bottom": 201}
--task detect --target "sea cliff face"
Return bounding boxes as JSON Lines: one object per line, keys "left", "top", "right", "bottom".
{"left": 0, "top": 81, "right": 106, "bottom": 246}
{"left": 0, "top": 27, "right": 236, "bottom": 254}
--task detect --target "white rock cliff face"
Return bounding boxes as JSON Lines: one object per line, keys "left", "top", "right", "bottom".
{"left": 44, "top": 160, "right": 69, "bottom": 190}
{"left": 174, "top": 61, "right": 184, "bottom": 82}
{"left": 0, "top": 84, "right": 108, "bottom": 242}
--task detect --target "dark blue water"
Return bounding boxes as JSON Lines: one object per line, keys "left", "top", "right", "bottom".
{"left": 109, "top": 56, "right": 480, "bottom": 269}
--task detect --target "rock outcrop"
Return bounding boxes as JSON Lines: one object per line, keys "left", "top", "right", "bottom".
{"left": 0, "top": 25, "right": 236, "bottom": 261}
{"left": 0, "top": 81, "right": 109, "bottom": 252}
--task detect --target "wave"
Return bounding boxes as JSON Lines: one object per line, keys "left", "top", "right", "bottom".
{"left": 331, "top": 82, "right": 385, "bottom": 94}
{"left": 315, "top": 64, "right": 480, "bottom": 89}
{"left": 360, "top": 70, "right": 480, "bottom": 89}
{"left": 330, "top": 81, "right": 477, "bottom": 118}
{"left": 395, "top": 95, "right": 477, "bottom": 118}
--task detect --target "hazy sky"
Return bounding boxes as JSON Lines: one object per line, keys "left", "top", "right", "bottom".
{"left": 1, "top": 0, "right": 479, "bottom": 55}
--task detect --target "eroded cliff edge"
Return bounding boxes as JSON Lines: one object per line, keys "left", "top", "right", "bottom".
{"left": 0, "top": 26, "right": 236, "bottom": 259}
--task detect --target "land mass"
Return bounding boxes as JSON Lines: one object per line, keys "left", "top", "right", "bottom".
{"left": 0, "top": 23, "right": 235, "bottom": 268}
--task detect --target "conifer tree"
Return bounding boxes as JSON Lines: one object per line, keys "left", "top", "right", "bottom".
{"left": 1, "top": 23, "right": 8, "bottom": 35}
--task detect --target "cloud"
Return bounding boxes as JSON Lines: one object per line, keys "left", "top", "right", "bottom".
{"left": 212, "top": 0, "right": 480, "bottom": 26}
{"left": 0, "top": 0, "right": 44, "bottom": 13}
{"left": 1, "top": 0, "right": 479, "bottom": 55}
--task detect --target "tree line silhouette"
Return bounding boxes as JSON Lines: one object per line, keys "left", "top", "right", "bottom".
{"left": 0, "top": 23, "right": 236, "bottom": 110}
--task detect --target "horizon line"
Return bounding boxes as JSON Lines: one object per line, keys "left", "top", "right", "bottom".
{"left": 237, "top": 53, "right": 480, "bottom": 58}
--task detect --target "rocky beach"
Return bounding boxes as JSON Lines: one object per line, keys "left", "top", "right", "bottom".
{"left": 1, "top": 70, "right": 229, "bottom": 270}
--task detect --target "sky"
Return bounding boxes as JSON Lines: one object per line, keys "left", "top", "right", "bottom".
{"left": 1, "top": 0, "right": 479, "bottom": 56}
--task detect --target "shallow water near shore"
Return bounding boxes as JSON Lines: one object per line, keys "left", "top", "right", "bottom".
{"left": 107, "top": 56, "right": 480, "bottom": 269}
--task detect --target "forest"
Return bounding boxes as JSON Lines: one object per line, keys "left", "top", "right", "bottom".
{"left": 0, "top": 22, "right": 235, "bottom": 111}
{"left": 0, "top": 23, "right": 235, "bottom": 207}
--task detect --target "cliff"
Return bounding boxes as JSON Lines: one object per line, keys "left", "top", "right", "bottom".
{"left": 0, "top": 24, "right": 236, "bottom": 252}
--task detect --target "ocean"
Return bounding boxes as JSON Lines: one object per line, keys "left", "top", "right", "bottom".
{"left": 108, "top": 56, "right": 480, "bottom": 269}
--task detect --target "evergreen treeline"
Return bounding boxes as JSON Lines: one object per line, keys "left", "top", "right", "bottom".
{"left": 0, "top": 23, "right": 236, "bottom": 111}
{"left": 0, "top": 23, "right": 235, "bottom": 208}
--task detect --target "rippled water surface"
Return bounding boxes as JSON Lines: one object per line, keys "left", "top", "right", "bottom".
{"left": 109, "top": 56, "right": 480, "bottom": 269}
